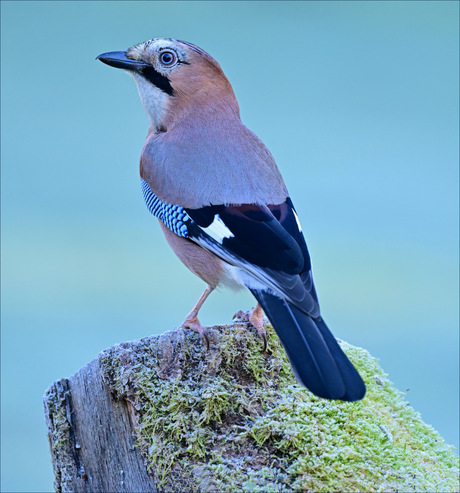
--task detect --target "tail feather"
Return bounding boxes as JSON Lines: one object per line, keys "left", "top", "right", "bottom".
{"left": 314, "top": 317, "right": 366, "bottom": 401}
{"left": 251, "top": 289, "right": 366, "bottom": 401}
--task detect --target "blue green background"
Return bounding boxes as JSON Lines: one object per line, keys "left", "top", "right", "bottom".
{"left": 1, "top": 1, "right": 458, "bottom": 491}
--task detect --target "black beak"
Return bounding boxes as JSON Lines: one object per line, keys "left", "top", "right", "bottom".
{"left": 96, "top": 51, "right": 148, "bottom": 71}
{"left": 96, "top": 50, "right": 175, "bottom": 96}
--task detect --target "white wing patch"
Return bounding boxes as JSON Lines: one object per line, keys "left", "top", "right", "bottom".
{"left": 221, "top": 263, "right": 277, "bottom": 293}
{"left": 202, "top": 214, "right": 234, "bottom": 243}
{"left": 292, "top": 208, "right": 302, "bottom": 232}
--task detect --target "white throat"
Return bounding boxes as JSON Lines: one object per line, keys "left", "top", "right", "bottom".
{"left": 131, "top": 73, "right": 169, "bottom": 129}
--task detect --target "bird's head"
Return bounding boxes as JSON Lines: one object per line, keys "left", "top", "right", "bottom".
{"left": 97, "top": 38, "right": 239, "bottom": 131}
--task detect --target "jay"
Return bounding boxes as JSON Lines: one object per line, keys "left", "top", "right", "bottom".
{"left": 97, "top": 38, "right": 366, "bottom": 401}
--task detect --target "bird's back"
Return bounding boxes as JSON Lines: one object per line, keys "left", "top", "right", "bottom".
{"left": 140, "top": 116, "right": 289, "bottom": 208}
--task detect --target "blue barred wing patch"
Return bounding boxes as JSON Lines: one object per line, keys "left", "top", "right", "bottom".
{"left": 141, "top": 179, "right": 190, "bottom": 238}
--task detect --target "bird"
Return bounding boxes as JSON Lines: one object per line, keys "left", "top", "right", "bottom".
{"left": 96, "top": 38, "right": 366, "bottom": 401}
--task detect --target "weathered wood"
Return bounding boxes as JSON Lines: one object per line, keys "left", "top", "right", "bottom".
{"left": 44, "top": 358, "right": 157, "bottom": 492}
{"left": 44, "top": 323, "right": 459, "bottom": 493}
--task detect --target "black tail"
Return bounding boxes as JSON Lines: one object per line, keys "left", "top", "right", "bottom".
{"left": 251, "top": 289, "right": 366, "bottom": 401}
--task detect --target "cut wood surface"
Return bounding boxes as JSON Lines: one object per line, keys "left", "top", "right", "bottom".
{"left": 44, "top": 359, "right": 158, "bottom": 493}
{"left": 44, "top": 323, "right": 459, "bottom": 493}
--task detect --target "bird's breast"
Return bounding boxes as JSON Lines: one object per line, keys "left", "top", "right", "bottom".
{"left": 140, "top": 120, "right": 288, "bottom": 209}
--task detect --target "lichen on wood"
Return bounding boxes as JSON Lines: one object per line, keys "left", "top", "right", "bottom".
{"left": 96, "top": 322, "right": 459, "bottom": 492}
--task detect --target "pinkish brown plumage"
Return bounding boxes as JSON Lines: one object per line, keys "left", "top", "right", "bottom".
{"left": 97, "top": 38, "right": 366, "bottom": 401}
{"left": 135, "top": 40, "right": 287, "bottom": 208}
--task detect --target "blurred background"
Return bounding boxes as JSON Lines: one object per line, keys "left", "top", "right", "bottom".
{"left": 1, "top": 1, "right": 458, "bottom": 491}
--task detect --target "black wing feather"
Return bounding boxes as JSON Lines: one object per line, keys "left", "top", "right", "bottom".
{"left": 185, "top": 199, "right": 319, "bottom": 316}
{"left": 186, "top": 203, "right": 304, "bottom": 274}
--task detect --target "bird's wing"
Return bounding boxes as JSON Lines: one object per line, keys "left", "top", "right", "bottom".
{"left": 141, "top": 179, "right": 320, "bottom": 317}
{"left": 141, "top": 179, "right": 367, "bottom": 401}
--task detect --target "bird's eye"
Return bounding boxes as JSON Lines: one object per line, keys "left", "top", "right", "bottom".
{"left": 159, "top": 51, "right": 177, "bottom": 67}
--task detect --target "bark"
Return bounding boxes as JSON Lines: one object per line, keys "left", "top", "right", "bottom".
{"left": 43, "top": 359, "right": 157, "bottom": 492}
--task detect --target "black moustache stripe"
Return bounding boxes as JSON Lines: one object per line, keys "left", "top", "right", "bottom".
{"left": 141, "top": 66, "right": 174, "bottom": 96}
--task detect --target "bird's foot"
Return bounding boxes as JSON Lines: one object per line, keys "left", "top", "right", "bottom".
{"left": 233, "top": 305, "right": 267, "bottom": 351}
{"left": 181, "top": 315, "right": 210, "bottom": 350}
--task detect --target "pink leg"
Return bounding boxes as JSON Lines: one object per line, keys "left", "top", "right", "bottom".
{"left": 234, "top": 303, "right": 267, "bottom": 351}
{"left": 181, "top": 285, "right": 213, "bottom": 349}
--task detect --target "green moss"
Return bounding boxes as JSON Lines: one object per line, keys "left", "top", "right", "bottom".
{"left": 43, "top": 380, "right": 76, "bottom": 493}
{"left": 99, "top": 323, "right": 459, "bottom": 492}
{"left": 48, "top": 401, "right": 70, "bottom": 452}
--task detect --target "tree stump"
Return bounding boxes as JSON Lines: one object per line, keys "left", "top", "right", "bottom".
{"left": 44, "top": 323, "right": 459, "bottom": 492}
{"left": 44, "top": 362, "right": 158, "bottom": 492}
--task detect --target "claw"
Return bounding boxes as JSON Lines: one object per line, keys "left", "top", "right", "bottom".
{"left": 234, "top": 304, "right": 267, "bottom": 351}
{"left": 201, "top": 328, "right": 210, "bottom": 351}
{"left": 232, "top": 309, "right": 250, "bottom": 322}
{"left": 181, "top": 315, "right": 210, "bottom": 351}
{"left": 180, "top": 286, "right": 213, "bottom": 351}
{"left": 260, "top": 331, "right": 267, "bottom": 352}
